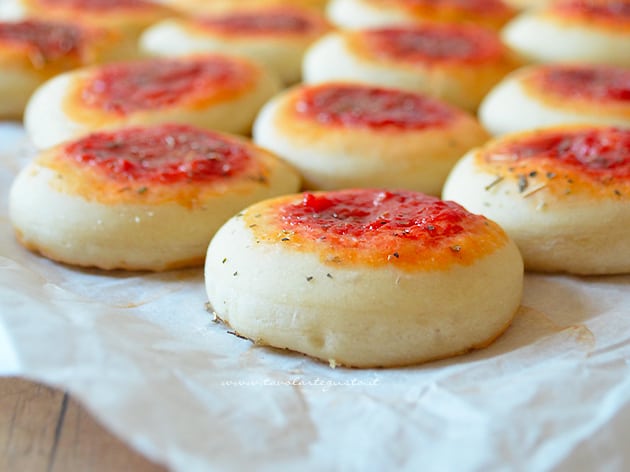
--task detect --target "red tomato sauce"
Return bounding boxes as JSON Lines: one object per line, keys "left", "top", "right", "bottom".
{"left": 0, "top": 20, "right": 84, "bottom": 61}
{"left": 363, "top": 25, "right": 503, "bottom": 63}
{"left": 80, "top": 57, "right": 251, "bottom": 114}
{"left": 248, "top": 189, "right": 507, "bottom": 269}
{"left": 531, "top": 65, "right": 630, "bottom": 103}
{"left": 552, "top": 0, "right": 630, "bottom": 20}
{"left": 199, "top": 8, "right": 317, "bottom": 35}
{"left": 486, "top": 128, "right": 630, "bottom": 179}
{"left": 63, "top": 124, "right": 251, "bottom": 184}
{"left": 293, "top": 84, "right": 456, "bottom": 130}
{"left": 280, "top": 190, "right": 468, "bottom": 242}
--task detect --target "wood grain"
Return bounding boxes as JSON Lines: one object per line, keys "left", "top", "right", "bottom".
{"left": 0, "top": 377, "right": 167, "bottom": 472}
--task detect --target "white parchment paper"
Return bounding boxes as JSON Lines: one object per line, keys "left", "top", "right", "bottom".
{"left": 1, "top": 123, "right": 630, "bottom": 471}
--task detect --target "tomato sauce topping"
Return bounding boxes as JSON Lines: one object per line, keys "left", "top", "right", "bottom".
{"left": 63, "top": 124, "right": 252, "bottom": 184}
{"left": 38, "top": 0, "right": 158, "bottom": 10}
{"left": 198, "top": 8, "right": 320, "bottom": 35}
{"left": 485, "top": 128, "right": 630, "bottom": 180}
{"left": 79, "top": 57, "right": 253, "bottom": 114}
{"left": 248, "top": 189, "right": 507, "bottom": 270}
{"left": 361, "top": 25, "right": 503, "bottom": 64}
{"left": 551, "top": 0, "right": 630, "bottom": 21}
{"left": 481, "top": 128, "right": 630, "bottom": 198}
{"left": 293, "top": 84, "right": 456, "bottom": 130}
{"left": 0, "top": 20, "right": 85, "bottom": 62}
{"left": 528, "top": 65, "right": 630, "bottom": 103}
{"left": 282, "top": 191, "right": 468, "bottom": 239}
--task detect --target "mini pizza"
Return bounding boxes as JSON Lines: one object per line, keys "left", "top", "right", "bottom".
{"left": 24, "top": 54, "right": 281, "bottom": 149}
{"left": 442, "top": 126, "right": 630, "bottom": 274}
{"left": 302, "top": 24, "right": 523, "bottom": 112}
{"left": 327, "top": 0, "right": 516, "bottom": 31}
{"left": 502, "top": 0, "right": 630, "bottom": 65}
{"left": 253, "top": 82, "right": 489, "bottom": 194}
{"left": 0, "top": 0, "right": 176, "bottom": 59}
{"left": 0, "top": 20, "right": 123, "bottom": 119}
{"left": 9, "top": 123, "right": 300, "bottom": 271}
{"left": 480, "top": 64, "right": 630, "bottom": 136}
{"left": 205, "top": 188, "right": 523, "bottom": 368}
{"left": 140, "top": 6, "right": 331, "bottom": 84}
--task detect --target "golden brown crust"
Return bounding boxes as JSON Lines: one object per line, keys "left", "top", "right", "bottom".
{"left": 474, "top": 125, "right": 630, "bottom": 200}
{"left": 38, "top": 130, "right": 278, "bottom": 207}
{"left": 519, "top": 66, "right": 630, "bottom": 120}
{"left": 241, "top": 191, "right": 511, "bottom": 272}
{"left": 62, "top": 56, "right": 261, "bottom": 128}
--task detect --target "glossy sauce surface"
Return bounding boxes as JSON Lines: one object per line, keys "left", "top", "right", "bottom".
{"left": 42, "top": 124, "right": 268, "bottom": 206}
{"left": 361, "top": 25, "right": 503, "bottom": 64}
{"left": 63, "top": 124, "right": 252, "bottom": 184}
{"left": 527, "top": 65, "right": 630, "bottom": 103}
{"left": 283, "top": 191, "right": 467, "bottom": 238}
{"left": 79, "top": 57, "right": 254, "bottom": 114}
{"left": 198, "top": 8, "right": 319, "bottom": 35}
{"left": 293, "top": 84, "right": 456, "bottom": 129}
{"left": 247, "top": 189, "right": 508, "bottom": 270}
{"left": 0, "top": 20, "right": 84, "bottom": 62}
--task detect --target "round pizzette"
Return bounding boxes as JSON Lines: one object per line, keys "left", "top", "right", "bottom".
{"left": 443, "top": 125, "right": 630, "bottom": 274}
{"left": 140, "top": 6, "right": 330, "bottom": 84}
{"left": 205, "top": 188, "right": 523, "bottom": 368}
{"left": 302, "top": 23, "right": 523, "bottom": 112}
{"left": 327, "top": 0, "right": 516, "bottom": 31}
{"left": 502, "top": 0, "right": 630, "bottom": 65}
{"left": 0, "top": 0, "right": 175, "bottom": 59}
{"left": 480, "top": 64, "right": 630, "bottom": 136}
{"left": 24, "top": 54, "right": 281, "bottom": 149}
{"left": 253, "top": 82, "right": 489, "bottom": 194}
{"left": 9, "top": 123, "right": 300, "bottom": 271}
{"left": 0, "top": 20, "right": 122, "bottom": 119}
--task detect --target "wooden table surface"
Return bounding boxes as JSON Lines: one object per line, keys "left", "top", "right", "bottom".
{"left": 0, "top": 376, "right": 167, "bottom": 472}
